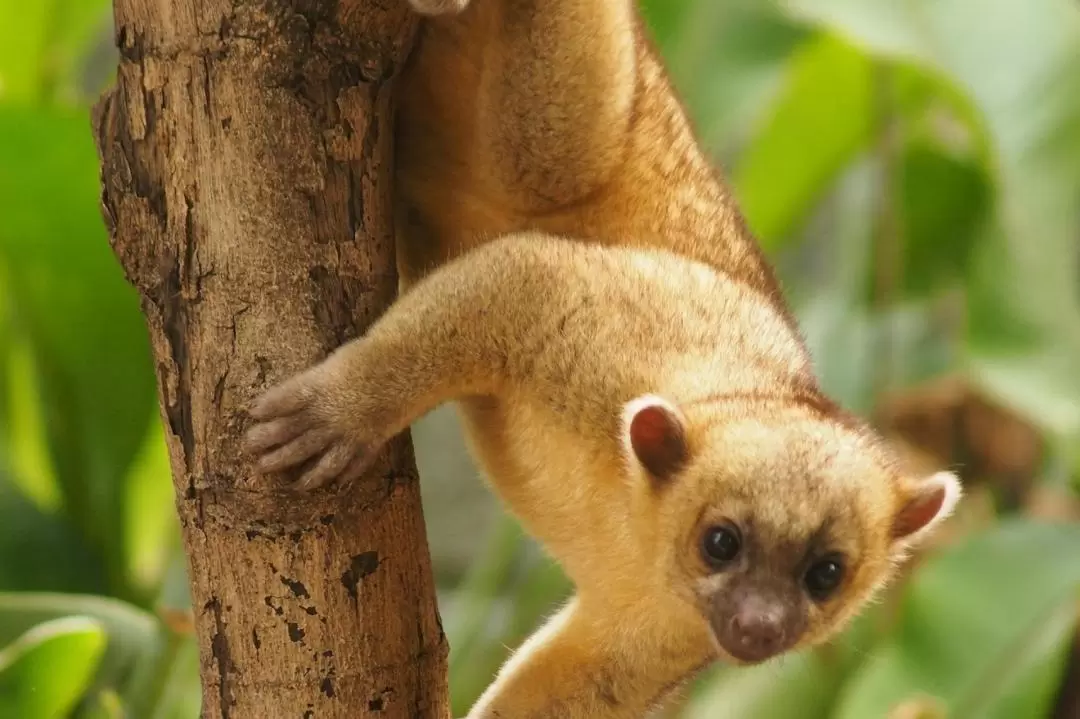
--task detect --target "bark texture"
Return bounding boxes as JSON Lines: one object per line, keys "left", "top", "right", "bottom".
{"left": 92, "top": 1, "right": 450, "bottom": 716}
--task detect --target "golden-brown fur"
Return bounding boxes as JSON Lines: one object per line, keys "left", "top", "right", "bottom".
{"left": 245, "top": 1, "right": 962, "bottom": 716}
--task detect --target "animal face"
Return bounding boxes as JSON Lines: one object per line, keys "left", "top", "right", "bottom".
{"left": 622, "top": 395, "right": 961, "bottom": 664}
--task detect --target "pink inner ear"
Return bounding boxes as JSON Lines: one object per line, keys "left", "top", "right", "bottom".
{"left": 629, "top": 403, "right": 687, "bottom": 479}
{"left": 892, "top": 483, "right": 946, "bottom": 539}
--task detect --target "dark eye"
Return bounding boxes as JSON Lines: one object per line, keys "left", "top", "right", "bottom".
{"left": 701, "top": 523, "right": 741, "bottom": 567}
{"left": 804, "top": 557, "right": 845, "bottom": 600}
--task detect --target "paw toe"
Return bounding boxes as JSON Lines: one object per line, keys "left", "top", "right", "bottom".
{"left": 244, "top": 416, "right": 306, "bottom": 454}
{"left": 249, "top": 376, "right": 313, "bottom": 420}
{"left": 295, "top": 441, "right": 363, "bottom": 491}
{"left": 339, "top": 448, "right": 379, "bottom": 487}
{"left": 257, "top": 427, "right": 337, "bottom": 474}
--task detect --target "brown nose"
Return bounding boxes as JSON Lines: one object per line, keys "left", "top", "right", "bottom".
{"left": 724, "top": 600, "right": 787, "bottom": 663}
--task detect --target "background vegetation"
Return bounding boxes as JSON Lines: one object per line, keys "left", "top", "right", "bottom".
{"left": 1, "top": 0, "right": 1079, "bottom": 716}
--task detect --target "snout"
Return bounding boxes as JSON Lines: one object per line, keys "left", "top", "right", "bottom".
{"left": 711, "top": 594, "right": 799, "bottom": 664}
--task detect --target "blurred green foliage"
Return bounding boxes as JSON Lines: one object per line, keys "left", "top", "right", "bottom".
{"left": 1, "top": 0, "right": 1079, "bottom": 717}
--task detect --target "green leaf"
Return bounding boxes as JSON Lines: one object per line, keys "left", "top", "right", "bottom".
{"left": 82, "top": 688, "right": 127, "bottom": 719}
{"left": 3, "top": 333, "right": 60, "bottom": 510}
{"left": 638, "top": 0, "right": 694, "bottom": 48}
{"left": 0, "top": 263, "right": 11, "bottom": 452}
{"left": 957, "top": 598, "right": 1075, "bottom": 719}
{"left": 145, "top": 633, "right": 201, "bottom": 719}
{"left": 834, "top": 520, "right": 1080, "bottom": 718}
{"left": 685, "top": 641, "right": 864, "bottom": 719}
{"left": 446, "top": 519, "right": 573, "bottom": 716}
{"left": 0, "top": 472, "right": 108, "bottom": 593}
{"left": 648, "top": 0, "right": 810, "bottom": 156}
{"left": 48, "top": 0, "right": 113, "bottom": 97}
{"left": 799, "top": 296, "right": 874, "bottom": 412}
{"left": 0, "top": 105, "right": 157, "bottom": 596}
{"left": 123, "top": 418, "right": 178, "bottom": 595}
{"left": 966, "top": 221, "right": 1080, "bottom": 436}
{"left": 83, "top": 688, "right": 127, "bottom": 719}
{"left": 0, "top": 1, "right": 52, "bottom": 104}
{"left": 897, "top": 139, "right": 990, "bottom": 298}
{"left": 0, "top": 0, "right": 113, "bottom": 105}
{"left": 790, "top": 159, "right": 879, "bottom": 411}
{"left": 782, "top": 0, "right": 1080, "bottom": 437}
{"left": 685, "top": 658, "right": 837, "bottom": 719}
{"left": 733, "top": 33, "right": 875, "bottom": 249}
{"left": 0, "top": 615, "right": 107, "bottom": 719}
{"left": 0, "top": 592, "right": 163, "bottom": 705}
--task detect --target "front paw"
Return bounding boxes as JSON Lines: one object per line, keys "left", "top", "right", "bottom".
{"left": 408, "top": 0, "right": 470, "bottom": 16}
{"left": 244, "top": 362, "right": 382, "bottom": 491}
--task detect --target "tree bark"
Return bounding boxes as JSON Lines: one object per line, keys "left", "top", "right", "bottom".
{"left": 91, "top": 1, "right": 450, "bottom": 716}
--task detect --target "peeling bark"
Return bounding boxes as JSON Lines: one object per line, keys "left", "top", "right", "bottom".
{"left": 92, "top": 1, "right": 450, "bottom": 716}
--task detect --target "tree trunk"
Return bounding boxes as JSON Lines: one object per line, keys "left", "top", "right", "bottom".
{"left": 91, "top": 1, "right": 450, "bottom": 716}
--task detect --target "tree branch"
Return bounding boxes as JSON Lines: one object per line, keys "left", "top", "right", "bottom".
{"left": 92, "top": 0, "right": 449, "bottom": 715}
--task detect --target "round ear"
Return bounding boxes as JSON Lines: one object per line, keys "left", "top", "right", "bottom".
{"left": 891, "top": 471, "right": 963, "bottom": 544}
{"left": 621, "top": 394, "right": 688, "bottom": 481}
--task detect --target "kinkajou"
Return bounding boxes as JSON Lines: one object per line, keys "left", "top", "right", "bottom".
{"left": 246, "top": 1, "right": 961, "bottom": 716}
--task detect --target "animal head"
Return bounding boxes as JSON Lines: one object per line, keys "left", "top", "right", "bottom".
{"left": 620, "top": 393, "right": 961, "bottom": 664}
